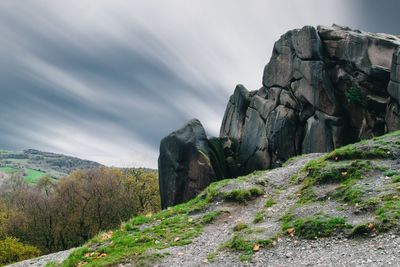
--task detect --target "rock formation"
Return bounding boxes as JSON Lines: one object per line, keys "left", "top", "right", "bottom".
{"left": 159, "top": 25, "right": 400, "bottom": 208}
{"left": 158, "top": 119, "right": 216, "bottom": 209}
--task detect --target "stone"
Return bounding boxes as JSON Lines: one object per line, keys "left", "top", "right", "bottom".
{"left": 158, "top": 119, "right": 216, "bottom": 209}
{"left": 387, "top": 81, "right": 400, "bottom": 104}
{"left": 265, "top": 105, "right": 299, "bottom": 166}
{"left": 302, "top": 111, "right": 347, "bottom": 154}
{"left": 291, "top": 25, "right": 323, "bottom": 60}
{"left": 220, "top": 84, "right": 251, "bottom": 140}
{"left": 238, "top": 102, "right": 270, "bottom": 172}
{"left": 386, "top": 101, "right": 400, "bottom": 131}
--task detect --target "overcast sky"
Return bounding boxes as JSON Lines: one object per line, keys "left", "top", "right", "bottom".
{"left": 0, "top": 0, "right": 399, "bottom": 168}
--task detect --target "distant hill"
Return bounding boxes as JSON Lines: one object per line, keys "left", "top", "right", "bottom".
{"left": 0, "top": 149, "right": 103, "bottom": 184}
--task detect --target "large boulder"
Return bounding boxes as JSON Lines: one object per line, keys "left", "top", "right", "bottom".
{"left": 158, "top": 119, "right": 216, "bottom": 209}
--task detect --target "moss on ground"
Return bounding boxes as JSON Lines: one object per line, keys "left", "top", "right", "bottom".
{"left": 253, "top": 211, "right": 264, "bottom": 223}
{"left": 264, "top": 197, "right": 276, "bottom": 208}
{"left": 223, "top": 234, "right": 273, "bottom": 261}
{"left": 233, "top": 222, "right": 248, "bottom": 232}
{"left": 223, "top": 186, "right": 264, "bottom": 203}
{"left": 281, "top": 213, "right": 351, "bottom": 239}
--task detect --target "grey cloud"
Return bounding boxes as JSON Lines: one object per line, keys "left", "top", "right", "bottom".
{"left": 0, "top": 0, "right": 398, "bottom": 167}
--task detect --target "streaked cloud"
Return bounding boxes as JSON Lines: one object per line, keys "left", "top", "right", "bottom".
{"left": 0, "top": 0, "right": 398, "bottom": 168}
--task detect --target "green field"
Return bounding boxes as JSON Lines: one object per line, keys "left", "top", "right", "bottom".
{"left": 0, "top": 166, "right": 18, "bottom": 174}
{"left": 0, "top": 166, "right": 47, "bottom": 184}
{"left": 24, "top": 168, "right": 47, "bottom": 184}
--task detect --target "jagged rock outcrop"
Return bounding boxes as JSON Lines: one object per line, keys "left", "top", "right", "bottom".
{"left": 159, "top": 25, "right": 400, "bottom": 208}
{"left": 220, "top": 25, "right": 400, "bottom": 174}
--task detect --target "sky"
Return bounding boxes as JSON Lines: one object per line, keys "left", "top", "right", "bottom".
{"left": 0, "top": 0, "right": 399, "bottom": 168}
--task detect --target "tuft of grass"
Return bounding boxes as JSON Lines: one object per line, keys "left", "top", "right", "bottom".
{"left": 384, "top": 170, "right": 398, "bottom": 177}
{"left": 224, "top": 234, "right": 273, "bottom": 261}
{"left": 264, "top": 197, "right": 276, "bottom": 208}
{"left": 253, "top": 211, "right": 264, "bottom": 224}
{"left": 392, "top": 175, "right": 400, "bottom": 183}
{"left": 233, "top": 222, "right": 248, "bottom": 232}
{"left": 206, "top": 252, "right": 217, "bottom": 263}
{"left": 45, "top": 261, "right": 59, "bottom": 267}
{"left": 201, "top": 211, "right": 221, "bottom": 224}
{"left": 281, "top": 213, "right": 350, "bottom": 239}
{"left": 297, "top": 186, "right": 317, "bottom": 204}
{"left": 223, "top": 186, "right": 264, "bottom": 203}
{"left": 375, "top": 197, "right": 400, "bottom": 228}
{"left": 350, "top": 224, "right": 375, "bottom": 238}
{"left": 305, "top": 160, "right": 369, "bottom": 185}
{"left": 335, "top": 183, "right": 365, "bottom": 205}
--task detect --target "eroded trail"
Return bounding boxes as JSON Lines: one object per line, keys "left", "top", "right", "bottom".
{"left": 154, "top": 154, "right": 321, "bottom": 267}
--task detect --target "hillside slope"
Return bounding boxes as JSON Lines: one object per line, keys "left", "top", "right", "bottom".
{"left": 39, "top": 131, "right": 400, "bottom": 267}
{"left": 0, "top": 149, "right": 102, "bottom": 184}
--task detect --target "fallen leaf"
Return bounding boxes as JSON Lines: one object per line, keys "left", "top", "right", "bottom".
{"left": 145, "top": 212, "right": 152, "bottom": 218}
{"left": 341, "top": 172, "right": 347, "bottom": 176}
{"left": 253, "top": 244, "right": 260, "bottom": 252}
{"left": 177, "top": 252, "right": 184, "bottom": 256}
{"left": 100, "top": 231, "right": 113, "bottom": 241}
{"left": 368, "top": 223, "right": 375, "bottom": 230}
{"left": 174, "top": 237, "right": 180, "bottom": 242}
{"left": 287, "top": 228, "right": 295, "bottom": 237}
{"left": 188, "top": 218, "right": 193, "bottom": 222}
{"left": 202, "top": 258, "right": 209, "bottom": 263}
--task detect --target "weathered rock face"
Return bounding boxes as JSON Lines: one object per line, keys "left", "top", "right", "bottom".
{"left": 159, "top": 25, "right": 400, "bottom": 208}
{"left": 158, "top": 119, "right": 216, "bottom": 209}
{"left": 220, "top": 25, "right": 400, "bottom": 174}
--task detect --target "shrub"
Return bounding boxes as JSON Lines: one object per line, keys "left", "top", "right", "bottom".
{"left": 0, "top": 237, "right": 41, "bottom": 266}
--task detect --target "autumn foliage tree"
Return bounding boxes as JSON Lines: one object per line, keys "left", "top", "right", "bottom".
{"left": 0, "top": 167, "right": 160, "bottom": 255}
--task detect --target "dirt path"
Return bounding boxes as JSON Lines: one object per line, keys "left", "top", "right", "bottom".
{"left": 5, "top": 249, "right": 73, "bottom": 267}
{"left": 154, "top": 154, "right": 322, "bottom": 267}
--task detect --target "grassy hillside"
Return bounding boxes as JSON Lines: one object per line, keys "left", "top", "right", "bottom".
{"left": 0, "top": 149, "right": 102, "bottom": 184}
{"left": 53, "top": 131, "right": 400, "bottom": 267}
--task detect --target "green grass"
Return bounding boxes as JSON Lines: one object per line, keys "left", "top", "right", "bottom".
{"left": 233, "top": 222, "right": 248, "bottom": 232}
{"left": 0, "top": 166, "right": 48, "bottom": 184}
{"left": 392, "top": 175, "right": 400, "bottom": 183}
{"left": 201, "top": 211, "right": 222, "bottom": 224}
{"left": 24, "top": 169, "right": 47, "bottom": 184}
{"left": 264, "top": 197, "right": 276, "bottom": 208}
{"left": 0, "top": 166, "right": 18, "bottom": 174}
{"left": 375, "top": 196, "right": 400, "bottom": 228}
{"left": 350, "top": 224, "right": 375, "bottom": 237}
{"left": 223, "top": 234, "right": 273, "bottom": 261}
{"left": 223, "top": 186, "right": 264, "bottom": 203}
{"left": 281, "top": 213, "right": 350, "bottom": 239}
{"left": 253, "top": 211, "right": 264, "bottom": 223}
{"left": 206, "top": 252, "right": 217, "bottom": 263}
{"left": 384, "top": 170, "right": 398, "bottom": 177}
